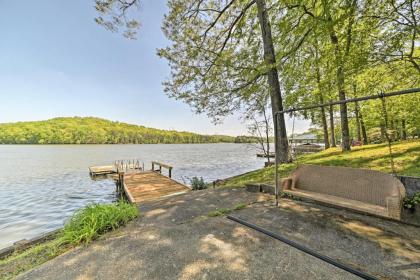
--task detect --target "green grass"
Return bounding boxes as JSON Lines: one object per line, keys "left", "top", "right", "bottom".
{"left": 207, "top": 203, "right": 248, "bottom": 217}
{"left": 219, "top": 140, "right": 420, "bottom": 188}
{"left": 60, "top": 201, "right": 139, "bottom": 246}
{"left": 0, "top": 201, "right": 139, "bottom": 280}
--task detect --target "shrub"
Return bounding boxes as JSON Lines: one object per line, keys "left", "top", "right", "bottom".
{"left": 190, "top": 176, "right": 207, "bottom": 190}
{"left": 403, "top": 193, "right": 420, "bottom": 211}
{"left": 59, "top": 201, "right": 139, "bottom": 246}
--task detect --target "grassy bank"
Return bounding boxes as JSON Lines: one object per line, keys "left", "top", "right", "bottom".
{"left": 0, "top": 201, "right": 138, "bottom": 280}
{"left": 219, "top": 140, "right": 420, "bottom": 188}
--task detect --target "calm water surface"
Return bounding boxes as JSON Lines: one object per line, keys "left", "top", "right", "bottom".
{"left": 0, "top": 144, "right": 265, "bottom": 249}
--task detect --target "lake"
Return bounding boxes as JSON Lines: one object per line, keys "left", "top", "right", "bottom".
{"left": 0, "top": 144, "right": 266, "bottom": 250}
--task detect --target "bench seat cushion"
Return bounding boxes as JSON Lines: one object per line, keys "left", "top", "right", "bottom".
{"left": 284, "top": 189, "right": 389, "bottom": 218}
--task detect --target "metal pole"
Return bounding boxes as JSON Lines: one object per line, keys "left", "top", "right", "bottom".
{"left": 276, "top": 87, "right": 420, "bottom": 115}
{"left": 274, "top": 113, "right": 279, "bottom": 207}
{"left": 227, "top": 215, "right": 378, "bottom": 280}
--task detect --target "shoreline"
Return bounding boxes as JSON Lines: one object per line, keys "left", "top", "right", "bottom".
{"left": 0, "top": 229, "right": 61, "bottom": 260}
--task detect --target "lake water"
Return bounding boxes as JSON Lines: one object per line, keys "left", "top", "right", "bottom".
{"left": 0, "top": 144, "right": 265, "bottom": 250}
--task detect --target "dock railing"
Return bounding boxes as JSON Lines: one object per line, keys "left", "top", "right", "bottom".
{"left": 151, "top": 161, "right": 173, "bottom": 178}
{"left": 114, "top": 159, "right": 144, "bottom": 173}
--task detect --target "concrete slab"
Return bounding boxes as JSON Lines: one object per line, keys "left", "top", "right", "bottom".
{"left": 16, "top": 188, "right": 420, "bottom": 280}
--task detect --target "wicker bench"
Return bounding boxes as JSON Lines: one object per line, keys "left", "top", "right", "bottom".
{"left": 282, "top": 165, "right": 406, "bottom": 220}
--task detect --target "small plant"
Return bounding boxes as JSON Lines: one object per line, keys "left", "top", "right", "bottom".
{"left": 59, "top": 201, "right": 139, "bottom": 246}
{"left": 233, "top": 203, "right": 246, "bottom": 210}
{"left": 190, "top": 176, "right": 207, "bottom": 190}
{"left": 403, "top": 193, "right": 420, "bottom": 211}
{"left": 207, "top": 203, "right": 247, "bottom": 217}
{"left": 208, "top": 208, "right": 232, "bottom": 217}
{"left": 0, "top": 201, "right": 139, "bottom": 280}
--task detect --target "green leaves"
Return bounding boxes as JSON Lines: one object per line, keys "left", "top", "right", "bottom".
{"left": 59, "top": 201, "right": 139, "bottom": 246}
{"left": 94, "top": 0, "right": 141, "bottom": 39}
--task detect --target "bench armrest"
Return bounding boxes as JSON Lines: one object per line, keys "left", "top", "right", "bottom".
{"left": 282, "top": 177, "right": 293, "bottom": 190}
{"left": 386, "top": 195, "right": 403, "bottom": 220}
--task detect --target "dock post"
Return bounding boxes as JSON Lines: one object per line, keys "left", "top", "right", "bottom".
{"left": 117, "top": 171, "right": 125, "bottom": 194}
{"left": 169, "top": 167, "right": 172, "bottom": 178}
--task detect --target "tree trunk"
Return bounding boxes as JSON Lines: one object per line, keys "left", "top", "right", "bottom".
{"left": 314, "top": 46, "right": 330, "bottom": 149}
{"left": 355, "top": 101, "right": 362, "bottom": 142}
{"left": 359, "top": 110, "right": 368, "bottom": 144}
{"left": 262, "top": 105, "right": 271, "bottom": 163}
{"left": 402, "top": 119, "right": 407, "bottom": 140}
{"left": 380, "top": 123, "right": 386, "bottom": 142}
{"left": 329, "top": 104, "right": 337, "bottom": 147}
{"left": 334, "top": 46, "right": 351, "bottom": 151}
{"left": 320, "top": 100, "right": 330, "bottom": 149}
{"left": 256, "top": 0, "right": 289, "bottom": 163}
{"left": 390, "top": 119, "right": 395, "bottom": 141}
{"left": 323, "top": 0, "right": 355, "bottom": 151}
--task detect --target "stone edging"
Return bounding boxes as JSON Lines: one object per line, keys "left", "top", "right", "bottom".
{"left": 0, "top": 228, "right": 61, "bottom": 259}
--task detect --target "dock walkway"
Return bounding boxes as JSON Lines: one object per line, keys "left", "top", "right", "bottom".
{"left": 122, "top": 171, "right": 190, "bottom": 203}
{"left": 91, "top": 160, "right": 190, "bottom": 203}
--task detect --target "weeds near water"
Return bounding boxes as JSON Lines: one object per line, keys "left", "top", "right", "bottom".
{"left": 60, "top": 201, "right": 139, "bottom": 246}
{"left": 0, "top": 201, "right": 139, "bottom": 280}
{"left": 190, "top": 176, "right": 207, "bottom": 190}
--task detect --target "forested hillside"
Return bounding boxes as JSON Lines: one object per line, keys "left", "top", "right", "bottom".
{"left": 0, "top": 117, "right": 246, "bottom": 144}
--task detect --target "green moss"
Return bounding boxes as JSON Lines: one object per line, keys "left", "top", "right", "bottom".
{"left": 233, "top": 203, "right": 247, "bottom": 210}
{"left": 207, "top": 203, "right": 248, "bottom": 217}
{"left": 219, "top": 140, "right": 420, "bottom": 188}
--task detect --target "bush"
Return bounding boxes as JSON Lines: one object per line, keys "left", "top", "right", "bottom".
{"left": 190, "top": 176, "right": 207, "bottom": 190}
{"left": 60, "top": 201, "right": 139, "bottom": 246}
{"left": 403, "top": 193, "right": 420, "bottom": 211}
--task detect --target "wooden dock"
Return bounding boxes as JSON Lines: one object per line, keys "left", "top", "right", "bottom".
{"left": 90, "top": 159, "right": 143, "bottom": 176}
{"left": 121, "top": 171, "right": 190, "bottom": 203}
{"left": 100, "top": 161, "right": 191, "bottom": 204}
{"left": 256, "top": 153, "right": 275, "bottom": 158}
{"left": 89, "top": 165, "right": 116, "bottom": 176}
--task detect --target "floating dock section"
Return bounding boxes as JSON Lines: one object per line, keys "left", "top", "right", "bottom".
{"left": 89, "top": 165, "right": 116, "bottom": 176}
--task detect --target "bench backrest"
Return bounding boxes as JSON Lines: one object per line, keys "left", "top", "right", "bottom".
{"left": 292, "top": 165, "right": 406, "bottom": 206}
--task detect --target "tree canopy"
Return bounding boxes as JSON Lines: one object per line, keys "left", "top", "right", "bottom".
{"left": 95, "top": 0, "right": 420, "bottom": 152}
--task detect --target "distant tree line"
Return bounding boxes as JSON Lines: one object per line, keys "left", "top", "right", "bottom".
{"left": 0, "top": 117, "right": 256, "bottom": 144}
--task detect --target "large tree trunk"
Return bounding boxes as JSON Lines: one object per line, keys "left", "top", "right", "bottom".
{"left": 334, "top": 45, "right": 351, "bottom": 151}
{"left": 329, "top": 104, "right": 337, "bottom": 147}
{"left": 256, "top": 0, "right": 289, "bottom": 163}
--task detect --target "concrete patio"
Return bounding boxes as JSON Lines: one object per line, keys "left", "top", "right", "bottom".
{"left": 17, "top": 188, "right": 420, "bottom": 280}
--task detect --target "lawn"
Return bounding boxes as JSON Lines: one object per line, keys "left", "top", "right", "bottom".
{"left": 219, "top": 140, "right": 420, "bottom": 188}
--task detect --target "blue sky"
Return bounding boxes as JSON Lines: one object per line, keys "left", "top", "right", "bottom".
{"left": 0, "top": 0, "right": 309, "bottom": 136}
